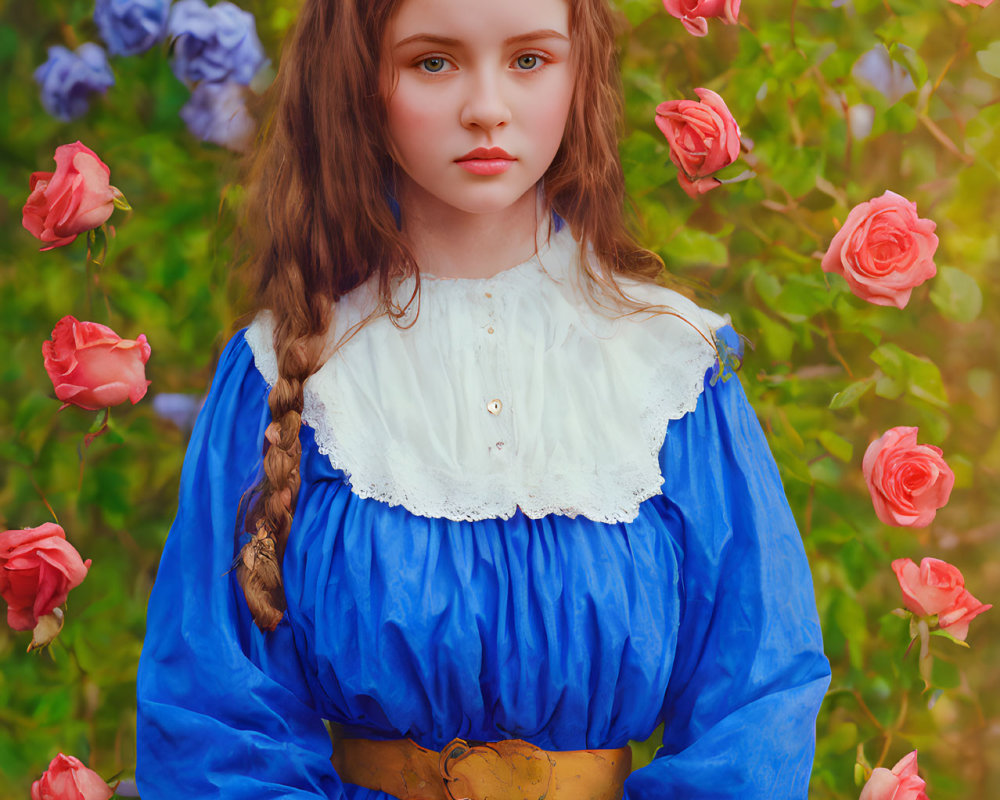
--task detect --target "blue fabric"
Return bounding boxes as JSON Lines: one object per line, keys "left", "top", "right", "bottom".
{"left": 136, "top": 324, "right": 830, "bottom": 799}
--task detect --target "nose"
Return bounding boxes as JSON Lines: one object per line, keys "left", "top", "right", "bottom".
{"left": 459, "top": 70, "right": 512, "bottom": 132}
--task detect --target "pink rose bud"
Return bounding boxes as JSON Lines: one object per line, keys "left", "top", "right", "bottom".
{"left": 0, "top": 524, "right": 91, "bottom": 632}
{"left": 892, "top": 558, "right": 991, "bottom": 641}
{"left": 821, "top": 190, "right": 938, "bottom": 309}
{"left": 655, "top": 88, "right": 741, "bottom": 199}
{"left": 662, "top": 0, "right": 741, "bottom": 37}
{"left": 22, "top": 141, "right": 120, "bottom": 251}
{"left": 862, "top": 427, "right": 954, "bottom": 528}
{"left": 31, "top": 753, "right": 113, "bottom": 800}
{"left": 859, "top": 751, "right": 928, "bottom": 800}
{"left": 43, "top": 316, "right": 152, "bottom": 411}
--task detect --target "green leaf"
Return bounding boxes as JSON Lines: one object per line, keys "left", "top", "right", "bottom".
{"left": 620, "top": 0, "right": 662, "bottom": 26}
{"left": 818, "top": 430, "right": 854, "bottom": 462}
{"left": 665, "top": 227, "right": 729, "bottom": 267}
{"left": 775, "top": 275, "right": 833, "bottom": 322}
{"left": 829, "top": 378, "right": 875, "bottom": 410}
{"left": 930, "top": 658, "right": 961, "bottom": 689}
{"left": 870, "top": 343, "right": 949, "bottom": 408}
{"left": 621, "top": 130, "right": 672, "bottom": 197}
{"left": 929, "top": 266, "right": 983, "bottom": 323}
{"left": 976, "top": 41, "right": 1000, "bottom": 79}
{"left": 890, "top": 44, "right": 928, "bottom": 89}
{"left": 885, "top": 102, "right": 917, "bottom": 134}
{"left": 930, "top": 628, "right": 971, "bottom": 648}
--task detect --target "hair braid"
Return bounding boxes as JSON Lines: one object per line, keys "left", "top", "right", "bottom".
{"left": 236, "top": 325, "right": 319, "bottom": 631}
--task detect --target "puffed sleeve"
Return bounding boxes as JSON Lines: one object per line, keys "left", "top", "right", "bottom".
{"left": 136, "top": 330, "right": 365, "bottom": 798}
{"left": 624, "top": 326, "right": 831, "bottom": 799}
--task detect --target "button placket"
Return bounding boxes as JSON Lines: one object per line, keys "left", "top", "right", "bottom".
{"left": 481, "top": 289, "right": 512, "bottom": 457}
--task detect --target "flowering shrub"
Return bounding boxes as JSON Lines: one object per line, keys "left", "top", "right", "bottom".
{"left": 821, "top": 191, "right": 939, "bottom": 309}
{"left": 42, "top": 316, "right": 152, "bottom": 411}
{"left": 654, "top": 88, "right": 742, "bottom": 198}
{"left": 661, "top": 0, "right": 740, "bottom": 37}
{"left": 31, "top": 754, "right": 113, "bottom": 800}
{"left": 94, "top": 0, "right": 171, "bottom": 57}
{"left": 892, "top": 558, "right": 991, "bottom": 642}
{"left": 862, "top": 427, "right": 954, "bottom": 528}
{"left": 858, "top": 751, "right": 928, "bottom": 800}
{"left": 167, "top": 0, "right": 268, "bottom": 86}
{"left": 22, "top": 141, "right": 121, "bottom": 251}
{"left": 33, "top": 43, "right": 115, "bottom": 122}
{"left": 179, "top": 81, "right": 256, "bottom": 152}
{"left": 0, "top": 524, "right": 90, "bottom": 632}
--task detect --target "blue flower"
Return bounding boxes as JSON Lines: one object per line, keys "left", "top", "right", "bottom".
{"left": 33, "top": 43, "right": 115, "bottom": 122}
{"left": 852, "top": 45, "right": 917, "bottom": 106}
{"left": 94, "top": 0, "right": 171, "bottom": 57}
{"left": 179, "top": 81, "right": 255, "bottom": 152}
{"left": 152, "top": 393, "right": 205, "bottom": 433}
{"left": 167, "top": 0, "right": 267, "bottom": 86}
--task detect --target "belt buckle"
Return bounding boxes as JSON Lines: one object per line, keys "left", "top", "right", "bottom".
{"left": 438, "top": 737, "right": 555, "bottom": 800}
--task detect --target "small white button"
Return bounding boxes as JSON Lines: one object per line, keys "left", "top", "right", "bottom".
{"left": 487, "top": 399, "right": 502, "bottom": 415}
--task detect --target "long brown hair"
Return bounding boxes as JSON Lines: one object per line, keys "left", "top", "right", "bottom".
{"left": 231, "top": 0, "right": 671, "bottom": 632}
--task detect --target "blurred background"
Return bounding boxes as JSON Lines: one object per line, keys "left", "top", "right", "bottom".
{"left": 1, "top": 0, "right": 998, "bottom": 796}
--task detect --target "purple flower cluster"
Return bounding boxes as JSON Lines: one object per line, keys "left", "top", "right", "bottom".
{"left": 179, "top": 82, "right": 255, "bottom": 152}
{"left": 94, "top": 0, "right": 171, "bottom": 57}
{"left": 165, "top": 0, "right": 267, "bottom": 150}
{"left": 33, "top": 44, "right": 115, "bottom": 122}
{"left": 33, "top": 0, "right": 266, "bottom": 152}
{"left": 167, "top": 0, "right": 267, "bottom": 86}
{"left": 152, "top": 393, "right": 206, "bottom": 433}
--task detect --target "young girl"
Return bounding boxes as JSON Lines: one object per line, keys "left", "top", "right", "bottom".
{"left": 136, "top": 0, "right": 830, "bottom": 797}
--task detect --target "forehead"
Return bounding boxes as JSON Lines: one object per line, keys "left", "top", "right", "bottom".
{"left": 388, "top": 0, "right": 570, "bottom": 46}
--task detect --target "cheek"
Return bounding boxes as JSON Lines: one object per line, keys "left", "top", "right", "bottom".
{"left": 529, "top": 80, "right": 574, "bottom": 157}
{"left": 386, "top": 83, "right": 444, "bottom": 161}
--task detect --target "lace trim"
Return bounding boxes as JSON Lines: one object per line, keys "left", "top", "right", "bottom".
{"left": 244, "top": 228, "right": 726, "bottom": 523}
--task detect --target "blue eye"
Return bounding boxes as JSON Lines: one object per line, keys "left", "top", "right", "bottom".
{"left": 420, "top": 57, "right": 447, "bottom": 73}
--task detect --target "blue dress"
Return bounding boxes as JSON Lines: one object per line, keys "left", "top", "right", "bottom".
{"left": 136, "top": 303, "right": 830, "bottom": 798}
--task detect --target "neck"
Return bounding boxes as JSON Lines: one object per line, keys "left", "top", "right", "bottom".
{"left": 395, "top": 180, "right": 543, "bottom": 280}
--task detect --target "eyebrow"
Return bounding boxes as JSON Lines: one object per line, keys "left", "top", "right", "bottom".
{"left": 393, "top": 29, "right": 570, "bottom": 49}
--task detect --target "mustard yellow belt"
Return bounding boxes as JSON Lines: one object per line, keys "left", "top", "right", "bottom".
{"left": 331, "top": 735, "right": 632, "bottom": 800}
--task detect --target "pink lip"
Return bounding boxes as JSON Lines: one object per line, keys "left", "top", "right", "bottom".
{"left": 457, "top": 159, "right": 513, "bottom": 176}
{"left": 457, "top": 146, "right": 514, "bottom": 161}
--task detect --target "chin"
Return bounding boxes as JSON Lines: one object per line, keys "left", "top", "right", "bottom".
{"left": 436, "top": 183, "right": 539, "bottom": 217}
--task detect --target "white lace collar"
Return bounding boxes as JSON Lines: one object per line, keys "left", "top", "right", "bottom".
{"left": 245, "top": 221, "right": 728, "bottom": 523}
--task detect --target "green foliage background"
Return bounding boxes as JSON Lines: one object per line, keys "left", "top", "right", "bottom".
{"left": 1, "top": 0, "right": 998, "bottom": 796}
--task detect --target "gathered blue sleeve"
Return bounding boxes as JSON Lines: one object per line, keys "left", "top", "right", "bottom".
{"left": 136, "top": 331, "right": 360, "bottom": 799}
{"left": 624, "top": 327, "right": 831, "bottom": 799}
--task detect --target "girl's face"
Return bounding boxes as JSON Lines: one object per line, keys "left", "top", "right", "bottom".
{"left": 384, "top": 0, "right": 574, "bottom": 219}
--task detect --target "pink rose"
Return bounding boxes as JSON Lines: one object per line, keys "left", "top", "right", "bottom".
{"left": 947, "top": 0, "right": 993, "bottom": 6}
{"left": 821, "top": 190, "right": 938, "bottom": 309}
{"left": 0, "top": 524, "right": 91, "bottom": 631}
{"left": 43, "top": 316, "right": 152, "bottom": 411}
{"left": 662, "top": 0, "right": 741, "bottom": 36}
{"left": 859, "top": 751, "right": 928, "bottom": 800}
{"left": 22, "top": 141, "right": 119, "bottom": 251}
{"left": 31, "top": 754, "right": 113, "bottom": 800}
{"left": 892, "top": 558, "right": 991, "bottom": 641}
{"left": 862, "top": 427, "right": 954, "bottom": 528}
{"left": 655, "top": 88, "right": 741, "bottom": 199}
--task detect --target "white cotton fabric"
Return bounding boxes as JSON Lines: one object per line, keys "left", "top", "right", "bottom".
{"left": 245, "top": 218, "right": 728, "bottom": 523}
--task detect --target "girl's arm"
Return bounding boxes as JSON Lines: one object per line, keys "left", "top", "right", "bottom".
{"left": 625, "top": 326, "right": 831, "bottom": 799}
{"left": 136, "top": 330, "right": 389, "bottom": 799}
